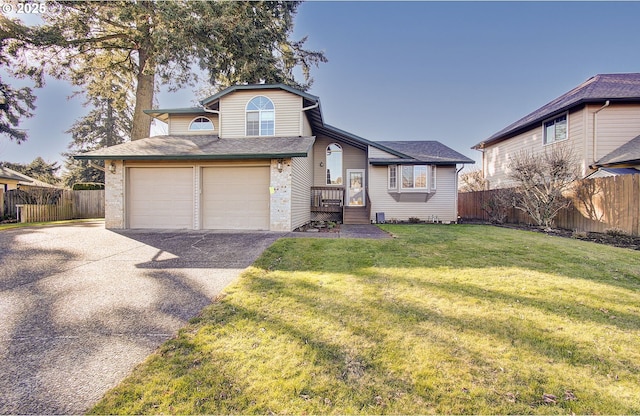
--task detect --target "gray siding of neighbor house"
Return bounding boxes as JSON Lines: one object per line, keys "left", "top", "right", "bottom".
{"left": 291, "top": 155, "right": 314, "bottom": 230}
{"left": 219, "top": 90, "right": 303, "bottom": 138}
{"left": 169, "top": 114, "right": 220, "bottom": 135}
{"left": 312, "top": 135, "right": 367, "bottom": 187}
{"left": 369, "top": 165, "right": 458, "bottom": 223}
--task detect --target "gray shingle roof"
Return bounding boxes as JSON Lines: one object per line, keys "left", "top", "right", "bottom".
{"left": 0, "top": 166, "right": 59, "bottom": 188}
{"left": 0, "top": 166, "right": 29, "bottom": 182}
{"left": 74, "top": 135, "right": 315, "bottom": 160}
{"left": 373, "top": 141, "right": 475, "bottom": 165}
{"left": 592, "top": 134, "right": 640, "bottom": 168}
{"left": 475, "top": 73, "right": 640, "bottom": 149}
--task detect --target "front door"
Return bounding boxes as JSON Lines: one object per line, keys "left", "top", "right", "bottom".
{"left": 346, "top": 169, "right": 365, "bottom": 206}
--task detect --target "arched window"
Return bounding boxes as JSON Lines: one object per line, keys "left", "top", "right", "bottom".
{"left": 326, "top": 143, "right": 343, "bottom": 185}
{"left": 246, "top": 96, "right": 275, "bottom": 136}
{"left": 189, "top": 116, "right": 214, "bottom": 131}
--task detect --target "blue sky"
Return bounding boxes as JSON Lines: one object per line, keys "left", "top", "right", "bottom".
{"left": 3, "top": 1, "right": 640, "bottom": 171}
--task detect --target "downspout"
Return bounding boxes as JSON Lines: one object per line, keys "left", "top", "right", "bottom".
{"left": 301, "top": 102, "right": 319, "bottom": 136}
{"left": 203, "top": 107, "right": 221, "bottom": 136}
{"left": 592, "top": 100, "right": 610, "bottom": 164}
{"left": 455, "top": 164, "right": 465, "bottom": 223}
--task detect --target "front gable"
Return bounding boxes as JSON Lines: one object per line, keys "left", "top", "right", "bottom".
{"left": 218, "top": 89, "right": 305, "bottom": 138}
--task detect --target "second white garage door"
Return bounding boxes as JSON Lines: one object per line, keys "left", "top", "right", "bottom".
{"left": 202, "top": 166, "right": 270, "bottom": 230}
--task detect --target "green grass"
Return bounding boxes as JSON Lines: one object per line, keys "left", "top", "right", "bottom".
{"left": 90, "top": 224, "right": 640, "bottom": 414}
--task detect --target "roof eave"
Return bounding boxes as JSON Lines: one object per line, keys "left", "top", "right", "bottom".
{"left": 590, "top": 159, "right": 640, "bottom": 169}
{"left": 74, "top": 152, "right": 310, "bottom": 161}
{"left": 475, "top": 97, "right": 640, "bottom": 149}
{"left": 369, "top": 159, "right": 474, "bottom": 166}
{"left": 200, "top": 83, "right": 320, "bottom": 107}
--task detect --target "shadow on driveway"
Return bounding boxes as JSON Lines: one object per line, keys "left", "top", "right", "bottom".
{"left": 0, "top": 221, "right": 283, "bottom": 414}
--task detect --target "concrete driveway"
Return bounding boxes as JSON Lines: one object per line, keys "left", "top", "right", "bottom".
{"left": 0, "top": 220, "right": 284, "bottom": 414}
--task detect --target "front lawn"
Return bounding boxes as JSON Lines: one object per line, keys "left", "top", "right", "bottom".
{"left": 91, "top": 224, "right": 640, "bottom": 414}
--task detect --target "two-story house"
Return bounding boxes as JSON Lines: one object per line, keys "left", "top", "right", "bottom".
{"left": 473, "top": 73, "right": 640, "bottom": 188}
{"left": 76, "top": 84, "right": 473, "bottom": 231}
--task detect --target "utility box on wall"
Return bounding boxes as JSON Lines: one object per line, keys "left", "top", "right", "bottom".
{"left": 375, "top": 212, "right": 385, "bottom": 224}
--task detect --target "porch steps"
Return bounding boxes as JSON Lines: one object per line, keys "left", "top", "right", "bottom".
{"left": 343, "top": 206, "right": 370, "bottom": 224}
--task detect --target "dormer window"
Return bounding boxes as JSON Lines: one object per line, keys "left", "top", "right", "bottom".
{"left": 246, "top": 96, "right": 275, "bottom": 136}
{"left": 189, "top": 116, "right": 214, "bottom": 131}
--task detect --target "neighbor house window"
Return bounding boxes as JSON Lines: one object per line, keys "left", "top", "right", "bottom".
{"left": 543, "top": 114, "right": 567, "bottom": 145}
{"left": 326, "top": 143, "right": 343, "bottom": 185}
{"left": 401, "top": 165, "right": 428, "bottom": 189}
{"left": 388, "top": 165, "right": 397, "bottom": 189}
{"left": 189, "top": 116, "right": 214, "bottom": 131}
{"left": 246, "top": 96, "right": 275, "bottom": 136}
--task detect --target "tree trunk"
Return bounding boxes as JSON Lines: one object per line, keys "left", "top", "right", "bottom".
{"left": 131, "top": 48, "right": 154, "bottom": 141}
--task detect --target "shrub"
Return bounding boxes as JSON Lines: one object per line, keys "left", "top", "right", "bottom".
{"left": 72, "top": 183, "right": 105, "bottom": 190}
{"left": 481, "top": 188, "right": 513, "bottom": 224}
{"left": 605, "top": 227, "right": 627, "bottom": 237}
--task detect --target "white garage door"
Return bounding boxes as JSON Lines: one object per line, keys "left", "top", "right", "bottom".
{"left": 202, "top": 166, "right": 270, "bottom": 230}
{"left": 128, "top": 167, "right": 194, "bottom": 229}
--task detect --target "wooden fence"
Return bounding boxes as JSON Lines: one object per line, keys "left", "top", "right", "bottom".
{"left": 72, "top": 190, "right": 105, "bottom": 219}
{"left": 458, "top": 174, "right": 640, "bottom": 236}
{"left": 2, "top": 189, "right": 105, "bottom": 222}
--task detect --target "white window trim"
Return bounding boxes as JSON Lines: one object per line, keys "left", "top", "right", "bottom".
{"left": 387, "top": 164, "right": 436, "bottom": 193}
{"left": 388, "top": 165, "right": 397, "bottom": 190}
{"left": 431, "top": 165, "right": 437, "bottom": 190}
{"left": 326, "top": 143, "right": 343, "bottom": 186}
{"left": 246, "top": 95, "right": 276, "bottom": 137}
{"left": 542, "top": 112, "right": 568, "bottom": 146}
{"left": 188, "top": 116, "right": 214, "bottom": 131}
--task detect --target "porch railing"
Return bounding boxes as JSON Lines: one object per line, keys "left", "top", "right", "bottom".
{"left": 310, "top": 186, "right": 344, "bottom": 213}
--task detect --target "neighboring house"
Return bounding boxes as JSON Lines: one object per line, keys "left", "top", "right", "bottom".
{"left": 0, "top": 166, "right": 58, "bottom": 191}
{"left": 473, "top": 73, "right": 640, "bottom": 189}
{"left": 586, "top": 134, "right": 640, "bottom": 178}
{"left": 76, "top": 84, "right": 473, "bottom": 231}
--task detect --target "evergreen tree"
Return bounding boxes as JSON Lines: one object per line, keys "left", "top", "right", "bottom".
{"left": 62, "top": 93, "right": 133, "bottom": 187}
{"left": 30, "top": 1, "right": 326, "bottom": 140}
{"left": 1, "top": 157, "right": 61, "bottom": 185}
{"left": 0, "top": 16, "right": 39, "bottom": 143}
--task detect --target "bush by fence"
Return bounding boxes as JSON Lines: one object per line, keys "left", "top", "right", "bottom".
{"left": 2, "top": 189, "right": 105, "bottom": 222}
{"left": 458, "top": 174, "right": 640, "bottom": 236}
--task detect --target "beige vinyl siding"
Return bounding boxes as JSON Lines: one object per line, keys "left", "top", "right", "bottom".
{"left": 168, "top": 114, "right": 219, "bottom": 135}
{"left": 369, "top": 165, "right": 458, "bottom": 223}
{"left": 219, "top": 90, "right": 302, "bottom": 138}
{"left": 312, "top": 134, "right": 367, "bottom": 186}
{"left": 368, "top": 146, "right": 399, "bottom": 159}
{"left": 291, "top": 155, "right": 313, "bottom": 229}
{"left": 484, "top": 104, "right": 640, "bottom": 188}
{"left": 483, "top": 109, "right": 584, "bottom": 188}
{"left": 593, "top": 103, "right": 640, "bottom": 161}
{"left": 302, "top": 112, "right": 312, "bottom": 136}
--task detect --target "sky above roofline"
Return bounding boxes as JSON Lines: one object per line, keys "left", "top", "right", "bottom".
{"left": 3, "top": 2, "right": 640, "bottom": 172}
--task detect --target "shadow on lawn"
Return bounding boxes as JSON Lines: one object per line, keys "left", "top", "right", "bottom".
{"left": 145, "top": 270, "right": 638, "bottom": 414}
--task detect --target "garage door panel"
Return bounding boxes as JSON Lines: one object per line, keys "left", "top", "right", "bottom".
{"left": 202, "top": 166, "right": 270, "bottom": 230}
{"left": 128, "top": 168, "right": 194, "bottom": 229}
